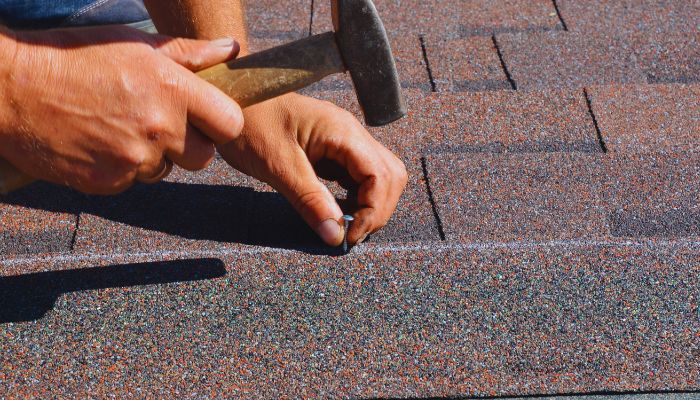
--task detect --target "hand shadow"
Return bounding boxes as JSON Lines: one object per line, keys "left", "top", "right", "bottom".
{"left": 2, "top": 181, "right": 344, "bottom": 255}
{"left": 0, "top": 258, "right": 226, "bottom": 323}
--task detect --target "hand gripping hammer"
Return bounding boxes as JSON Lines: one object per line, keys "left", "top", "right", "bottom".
{"left": 0, "top": 0, "right": 406, "bottom": 193}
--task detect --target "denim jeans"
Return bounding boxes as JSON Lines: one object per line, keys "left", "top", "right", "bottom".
{"left": 0, "top": 0, "right": 151, "bottom": 29}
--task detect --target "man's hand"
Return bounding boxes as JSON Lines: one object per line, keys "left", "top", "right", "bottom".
{"left": 0, "top": 26, "right": 243, "bottom": 194}
{"left": 218, "top": 93, "right": 408, "bottom": 246}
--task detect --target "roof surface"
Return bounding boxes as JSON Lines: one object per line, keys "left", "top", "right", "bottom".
{"left": 2, "top": 0, "right": 700, "bottom": 398}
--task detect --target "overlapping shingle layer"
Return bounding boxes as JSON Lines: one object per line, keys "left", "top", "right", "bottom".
{"left": 2, "top": 0, "right": 700, "bottom": 397}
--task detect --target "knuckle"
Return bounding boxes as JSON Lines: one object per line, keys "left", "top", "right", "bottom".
{"left": 142, "top": 112, "right": 174, "bottom": 140}
{"left": 225, "top": 109, "right": 244, "bottom": 139}
{"left": 147, "top": 32, "right": 172, "bottom": 48}
{"left": 155, "top": 68, "right": 187, "bottom": 96}
{"left": 359, "top": 214, "right": 385, "bottom": 235}
{"left": 394, "top": 159, "right": 409, "bottom": 184}
{"left": 169, "top": 38, "right": 190, "bottom": 55}
{"left": 363, "top": 211, "right": 388, "bottom": 232}
{"left": 375, "top": 163, "right": 392, "bottom": 180}
{"left": 292, "top": 189, "right": 327, "bottom": 215}
{"left": 174, "top": 38, "right": 203, "bottom": 69}
{"left": 119, "top": 145, "right": 148, "bottom": 169}
{"left": 316, "top": 98, "right": 340, "bottom": 113}
{"left": 212, "top": 98, "right": 244, "bottom": 141}
{"left": 318, "top": 99, "right": 357, "bottom": 125}
{"left": 337, "top": 108, "right": 359, "bottom": 125}
{"left": 103, "top": 150, "right": 149, "bottom": 188}
{"left": 231, "top": 108, "right": 245, "bottom": 138}
{"left": 323, "top": 99, "right": 351, "bottom": 115}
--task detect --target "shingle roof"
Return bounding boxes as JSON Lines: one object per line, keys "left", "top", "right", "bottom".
{"left": 2, "top": 0, "right": 700, "bottom": 397}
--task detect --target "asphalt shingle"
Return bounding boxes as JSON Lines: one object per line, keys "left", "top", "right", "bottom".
{"left": 424, "top": 34, "right": 511, "bottom": 92}
{"left": 458, "top": 0, "right": 562, "bottom": 37}
{"left": 312, "top": 0, "right": 460, "bottom": 37}
{"left": 2, "top": 0, "right": 700, "bottom": 397}
{"left": 604, "top": 154, "right": 700, "bottom": 238}
{"left": 244, "top": 0, "right": 311, "bottom": 42}
{"left": 1, "top": 247, "right": 698, "bottom": 397}
{"left": 633, "top": 32, "right": 700, "bottom": 84}
{"left": 558, "top": 0, "right": 700, "bottom": 35}
{"left": 0, "top": 183, "right": 78, "bottom": 255}
{"left": 426, "top": 152, "right": 607, "bottom": 242}
{"left": 72, "top": 158, "right": 256, "bottom": 253}
{"left": 427, "top": 152, "right": 700, "bottom": 242}
{"left": 425, "top": 89, "right": 601, "bottom": 153}
{"left": 309, "top": 88, "right": 600, "bottom": 156}
{"left": 313, "top": 0, "right": 562, "bottom": 40}
{"left": 589, "top": 84, "right": 700, "bottom": 153}
{"left": 497, "top": 31, "right": 646, "bottom": 90}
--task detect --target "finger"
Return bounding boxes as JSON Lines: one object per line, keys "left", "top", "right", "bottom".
{"left": 268, "top": 149, "right": 345, "bottom": 246}
{"left": 309, "top": 123, "right": 407, "bottom": 245}
{"left": 137, "top": 157, "right": 173, "bottom": 184}
{"left": 350, "top": 149, "right": 407, "bottom": 244}
{"left": 348, "top": 157, "right": 406, "bottom": 244}
{"left": 165, "top": 124, "right": 216, "bottom": 171}
{"left": 346, "top": 165, "right": 388, "bottom": 244}
{"left": 183, "top": 74, "right": 244, "bottom": 145}
{"left": 155, "top": 36, "right": 239, "bottom": 71}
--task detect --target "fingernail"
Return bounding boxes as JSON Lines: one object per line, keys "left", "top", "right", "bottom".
{"left": 211, "top": 37, "right": 235, "bottom": 47}
{"left": 316, "top": 219, "right": 342, "bottom": 245}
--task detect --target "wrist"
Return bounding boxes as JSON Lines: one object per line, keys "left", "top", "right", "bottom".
{"left": 0, "top": 27, "right": 19, "bottom": 147}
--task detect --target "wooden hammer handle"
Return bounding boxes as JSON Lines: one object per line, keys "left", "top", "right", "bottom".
{"left": 0, "top": 32, "right": 345, "bottom": 194}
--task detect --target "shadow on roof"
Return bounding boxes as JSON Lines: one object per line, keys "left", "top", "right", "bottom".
{"left": 0, "top": 258, "right": 226, "bottom": 323}
{"left": 2, "top": 182, "right": 343, "bottom": 255}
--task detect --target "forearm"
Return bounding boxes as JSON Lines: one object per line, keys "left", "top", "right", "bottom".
{"left": 144, "top": 0, "right": 250, "bottom": 54}
{"left": 0, "top": 27, "right": 18, "bottom": 141}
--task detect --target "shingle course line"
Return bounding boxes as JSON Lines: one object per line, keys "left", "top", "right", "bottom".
{"left": 6, "top": 238, "right": 700, "bottom": 269}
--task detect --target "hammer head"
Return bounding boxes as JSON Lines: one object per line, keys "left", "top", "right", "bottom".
{"left": 332, "top": 0, "right": 406, "bottom": 127}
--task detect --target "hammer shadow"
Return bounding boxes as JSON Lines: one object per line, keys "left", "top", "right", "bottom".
{"left": 0, "top": 258, "right": 226, "bottom": 323}
{"left": 2, "top": 181, "right": 339, "bottom": 255}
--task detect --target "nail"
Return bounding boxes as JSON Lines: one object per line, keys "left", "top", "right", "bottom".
{"left": 316, "top": 219, "right": 342, "bottom": 246}
{"left": 342, "top": 215, "right": 354, "bottom": 253}
{"left": 211, "top": 37, "right": 235, "bottom": 47}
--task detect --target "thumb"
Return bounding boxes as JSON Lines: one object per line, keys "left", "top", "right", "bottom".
{"left": 156, "top": 36, "right": 239, "bottom": 71}
{"left": 271, "top": 154, "right": 345, "bottom": 246}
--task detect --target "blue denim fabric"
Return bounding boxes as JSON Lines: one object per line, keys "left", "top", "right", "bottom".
{"left": 0, "top": 0, "right": 150, "bottom": 29}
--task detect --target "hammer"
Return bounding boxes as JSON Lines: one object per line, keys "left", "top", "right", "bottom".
{"left": 0, "top": 0, "right": 405, "bottom": 194}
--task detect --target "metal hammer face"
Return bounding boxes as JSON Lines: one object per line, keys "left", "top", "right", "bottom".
{"left": 331, "top": 0, "right": 406, "bottom": 126}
